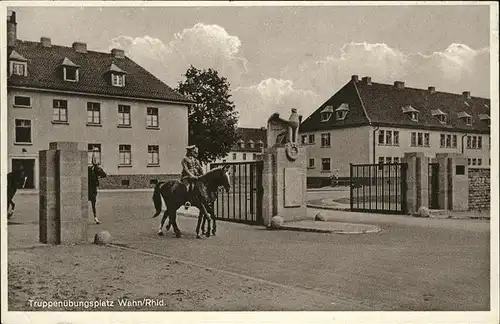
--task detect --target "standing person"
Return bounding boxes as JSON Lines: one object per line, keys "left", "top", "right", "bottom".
{"left": 181, "top": 145, "right": 204, "bottom": 209}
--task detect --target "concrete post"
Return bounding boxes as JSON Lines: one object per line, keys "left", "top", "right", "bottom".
{"left": 436, "top": 153, "right": 469, "bottom": 211}
{"left": 402, "top": 152, "right": 429, "bottom": 214}
{"left": 39, "top": 142, "right": 88, "bottom": 244}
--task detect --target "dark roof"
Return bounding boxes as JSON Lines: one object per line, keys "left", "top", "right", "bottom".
{"left": 300, "top": 78, "right": 491, "bottom": 134}
{"left": 7, "top": 40, "right": 192, "bottom": 104}
{"left": 233, "top": 127, "right": 267, "bottom": 152}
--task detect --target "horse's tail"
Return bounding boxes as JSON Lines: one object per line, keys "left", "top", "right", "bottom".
{"left": 152, "top": 182, "right": 164, "bottom": 218}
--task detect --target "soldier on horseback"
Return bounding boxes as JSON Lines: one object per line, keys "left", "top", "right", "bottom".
{"left": 181, "top": 145, "right": 204, "bottom": 209}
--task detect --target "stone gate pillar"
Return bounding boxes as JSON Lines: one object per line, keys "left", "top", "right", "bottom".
{"left": 39, "top": 142, "right": 88, "bottom": 244}
{"left": 261, "top": 109, "right": 307, "bottom": 226}
{"left": 436, "top": 153, "right": 469, "bottom": 211}
{"left": 402, "top": 152, "right": 428, "bottom": 214}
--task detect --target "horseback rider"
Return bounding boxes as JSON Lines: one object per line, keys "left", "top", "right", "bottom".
{"left": 181, "top": 145, "right": 204, "bottom": 209}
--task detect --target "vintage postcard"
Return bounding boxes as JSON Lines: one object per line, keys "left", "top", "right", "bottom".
{"left": 1, "top": 1, "right": 498, "bottom": 324}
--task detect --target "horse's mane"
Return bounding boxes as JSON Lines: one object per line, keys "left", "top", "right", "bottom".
{"left": 199, "top": 167, "right": 224, "bottom": 182}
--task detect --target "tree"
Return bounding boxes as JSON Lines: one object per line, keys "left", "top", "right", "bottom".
{"left": 176, "top": 65, "right": 240, "bottom": 164}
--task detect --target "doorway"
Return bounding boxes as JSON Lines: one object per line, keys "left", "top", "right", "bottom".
{"left": 12, "top": 158, "right": 35, "bottom": 189}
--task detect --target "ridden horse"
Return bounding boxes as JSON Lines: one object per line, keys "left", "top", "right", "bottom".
{"left": 152, "top": 165, "right": 231, "bottom": 238}
{"left": 6, "top": 167, "right": 27, "bottom": 219}
{"left": 88, "top": 160, "right": 107, "bottom": 224}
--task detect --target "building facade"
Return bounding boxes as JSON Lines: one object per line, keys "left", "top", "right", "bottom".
{"left": 6, "top": 12, "right": 192, "bottom": 189}
{"left": 300, "top": 75, "right": 491, "bottom": 187}
{"left": 208, "top": 127, "right": 266, "bottom": 169}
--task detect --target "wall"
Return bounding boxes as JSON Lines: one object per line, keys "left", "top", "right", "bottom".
{"left": 301, "top": 126, "right": 371, "bottom": 187}
{"left": 468, "top": 168, "right": 490, "bottom": 211}
{"left": 8, "top": 89, "right": 188, "bottom": 188}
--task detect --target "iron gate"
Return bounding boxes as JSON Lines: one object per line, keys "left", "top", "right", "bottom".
{"left": 210, "top": 161, "right": 264, "bottom": 225}
{"left": 428, "top": 162, "right": 439, "bottom": 209}
{"left": 350, "top": 163, "right": 408, "bottom": 214}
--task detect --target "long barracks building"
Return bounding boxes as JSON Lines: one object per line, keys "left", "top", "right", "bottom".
{"left": 6, "top": 11, "right": 193, "bottom": 189}
{"left": 300, "top": 75, "right": 491, "bottom": 187}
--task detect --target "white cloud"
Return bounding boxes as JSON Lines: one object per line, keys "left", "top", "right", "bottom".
{"left": 284, "top": 42, "right": 490, "bottom": 103}
{"left": 110, "top": 23, "right": 248, "bottom": 87}
{"left": 233, "top": 78, "right": 320, "bottom": 128}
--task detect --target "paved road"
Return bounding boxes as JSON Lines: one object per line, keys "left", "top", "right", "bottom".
{"left": 9, "top": 191, "right": 491, "bottom": 311}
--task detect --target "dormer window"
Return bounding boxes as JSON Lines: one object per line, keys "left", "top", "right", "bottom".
{"left": 431, "top": 109, "right": 448, "bottom": 124}
{"left": 61, "top": 57, "right": 80, "bottom": 82}
{"left": 109, "top": 63, "right": 127, "bottom": 87}
{"left": 237, "top": 139, "right": 244, "bottom": 149}
{"left": 256, "top": 140, "right": 264, "bottom": 148}
{"left": 248, "top": 139, "right": 255, "bottom": 149}
{"left": 9, "top": 50, "right": 28, "bottom": 77}
{"left": 402, "top": 105, "right": 419, "bottom": 122}
{"left": 478, "top": 114, "right": 490, "bottom": 127}
{"left": 320, "top": 105, "right": 333, "bottom": 122}
{"left": 458, "top": 111, "right": 473, "bottom": 126}
{"left": 335, "top": 103, "right": 349, "bottom": 121}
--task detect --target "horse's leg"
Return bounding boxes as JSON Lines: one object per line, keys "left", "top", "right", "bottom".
{"left": 195, "top": 209, "right": 203, "bottom": 239}
{"left": 201, "top": 215, "right": 206, "bottom": 235}
{"left": 7, "top": 198, "right": 14, "bottom": 219}
{"left": 209, "top": 203, "right": 217, "bottom": 236}
{"left": 198, "top": 203, "right": 212, "bottom": 238}
{"left": 158, "top": 209, "right": 169, "bottom": 236}
{"left": 170, "top": 207, "right": 181, "bottom": 238}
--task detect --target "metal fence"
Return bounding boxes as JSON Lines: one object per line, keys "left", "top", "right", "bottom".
{"left": 210, "top": 161, "right": 264, "bottom": 224}
{"left": 350, "top": 163, "right": 408, "bottom": 214}
{"left": 428, "top": 162, "right": 439, "bottom": 209}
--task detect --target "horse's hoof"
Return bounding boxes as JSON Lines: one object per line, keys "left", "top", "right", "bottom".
{"left": 205, "top": 232, "right": 210, "bottom": 238}
{"left": 196, "top": 235, "right": 202, "bottom": 239}
{"left": 175, "top": 232, "right": 182, "bottom": 238}
{"left": 157, "top": 231, "right": 164, "bottom": 236}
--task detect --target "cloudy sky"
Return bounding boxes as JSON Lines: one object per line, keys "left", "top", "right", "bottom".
{"left": 11, "top": 4, "right": 491, "bottom": 127}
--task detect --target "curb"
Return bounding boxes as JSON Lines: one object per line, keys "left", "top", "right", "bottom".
{"left": 307, "top": 203, "right": 350, "bottom": 211}
{"left": 278, "top": 225, "right": 382, "bottom": 235}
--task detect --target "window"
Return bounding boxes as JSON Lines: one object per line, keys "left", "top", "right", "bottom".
{"left": 15, "top": 119, "right": 31, "bottom": 144}
{"left": 468, "top": 158, "right": 471, "bottom": 166}
{"left": 14, "top": 96, "right": 31, "bottom": 107}
{"left": 10, "top": 62, "right": 27, "bottom": 76}
{"left": 308, "top": 158, "right": 315, "bottom": 168}
{"left": 88, "top": 144, "right": 102, "bottom": 165}
{"left": 409, "top": 112, "right": 418, "bottom": 122}
{"left": 446, "top": 134, "right": 451, "bottom": 148}
{"left": 478, "top": 158, "right": 482, "bottom": 166}
{"left": 232, "top": 153, "right": 237, "bottom": 160}
{"left": 452, "top": 135, "right": 457, "bottom": 148}
{"left": 301, "top": 135, "right": 308, "bottom": 145}
{"left": 53, "top": 100, "right": 68, "bottom": 123}
{"left": 119, "top": 145, "right": 131, "bottom": 165}
{"left": 424, "top": 133, "right": 430, "bottom": 147}
{"left": 437, "top": 114, "right": 447, "bottom": 124}
{"left": 336, "top": 110, "right": 348, "bottom": 120}
{"left": 467, "top": 135, "right": 482, "bottom": 149}
{"left": 385, "top": 157, "right": 392, "bottom": 164}
{"left": 321, "top": 158, "right": 331, "bottom": 171}
{"left": 253, "top": 153, "right": 257, "bottom": 160}
{"left": 242, "top": 153, "right": 247, "bottom": 160}
{"left": 321, "top": 112, "right": 332, "bottom": 122}
{"left": 308, "top": 134, "right": 315, "bottom": 144}
{"left": 64, "top": 67, "right": 78, "bottom": 82}
{"left": 248, "top": 141, "right": 255, "bottom": 149}
{"left": 464, "top": 117, "right": 472, "bottom": 126}
{"left": 146, "top": 107, "right": 159, "bottom": 128}
{"left": 121, "top": 179, "right": 130, "bottom": 186}
{"left": 148, "top": 145, "right": 159, "bottom": 165}
{"left": 112, "top": 74, "right": 125, "bottom": 87}
{"left": 472, "top": 158, "right": 477, "bottom": 166}
{"left": 321, "top": 133, "right": 331, "bottom": 147}
{"left": 393, "top": 157, "right": 400, "bottom": 163}
{"left": 378, "top": 130, "right": 399, "bottom": 146}
{"left": 378, "top": 157, "right": 384, "bottom": 164}
{"left": 411, "top": 132, "right": 430, "bottom": 147}
{"left": 118, "top": 105, "right": 131, "bottom": 126}
{"left": 87, "top": 102, "right": 101, "bottom": 124}
{"left": 378, "top": 130, "right": 385, "bottom": 145}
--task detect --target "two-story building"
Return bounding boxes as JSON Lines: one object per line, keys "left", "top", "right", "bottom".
{"left": 208, "top": 127, "right": 266, "bottom": 169}
{"left": 300, "top": 75, "right": 491, "bottom": 187}
{"left": 6, "top": 11, "right": 192, "bottom": 189}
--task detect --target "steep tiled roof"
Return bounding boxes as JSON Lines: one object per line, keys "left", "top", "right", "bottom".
{"left": 7, "top": 40, "right": 192, "bottom": 103}
{"left": 300, "top": 78, "right": 490, "bottom": 134}
{"left": 233, "top": 127, "right": 267, "bottom": 152}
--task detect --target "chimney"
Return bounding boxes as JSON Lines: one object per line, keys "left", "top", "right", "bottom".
{"left": 463, "top": 91, "right": 471, "bottom": 99}
{"left": 111, "top": 48, "right": 125, "bottom": 59}
{"left": 394, "top": 81, "right": 405, "bottom": 89}
{"left": 7, "top": 11, "right": 17, "bottom": 48}
{"left": 428, "top": 86, "right": 436, "bottom": 94}
{"left": 362, "top": 76, "right": 372, "bottom": 85}
{"left": 72, "top": 42, "right": 87, "bottom": 53}
{"left": 351, "top": 75, "right": 359, "bottom": 82}
{"left": 40, "top": 37, "right": 51, "bottom": 47}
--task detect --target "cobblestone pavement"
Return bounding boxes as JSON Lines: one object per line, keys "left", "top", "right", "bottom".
{"left": 8, "top": 191, "right": 491, "bottom": 311}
